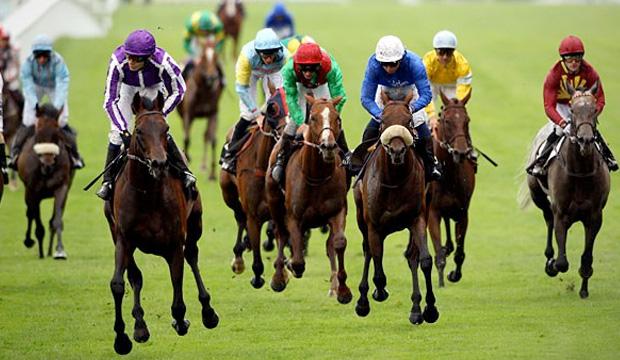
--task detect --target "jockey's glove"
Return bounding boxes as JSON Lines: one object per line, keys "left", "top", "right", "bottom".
{"left": 121, "top": 130, "right": 132, "bottom": 148}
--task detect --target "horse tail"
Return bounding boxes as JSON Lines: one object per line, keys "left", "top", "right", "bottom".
{"left": 517, "top": 123, "right": 552, "bottom": 210}
{"left": 517, "top": 176, "right": 532, "bottom": 210}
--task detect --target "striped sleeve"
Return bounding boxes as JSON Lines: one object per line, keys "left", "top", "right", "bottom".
{"left": 161, "top": 53, "right": 186, "bottom": 116}
{"left": 455, "top": 54, "right": 472, "bottom": 99}
{"left": 102, "top": 56, "right": 127, "bottom": 131}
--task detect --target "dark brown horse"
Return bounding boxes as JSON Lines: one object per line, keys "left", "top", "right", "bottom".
{"left": 353, "top": 91, "right": 439, "bottom": 325}
{"left": 266, "top": 95, "right": 352, "bottom": 303}
{"left": 520, "top": 82, "right": 610, "bottom": 299}
{"left": 16, "top": 104, "right": 74, "bottom": 259}
{"left": 217, "top": 0, "right": 244, "bottom": 61}
{"left": 3, "top": 85, "right": 22, "bottom": 189}
{"left": 428, "top": 90, "right": 476, "bottom": 287}
{"left": 219, "top": 85, "right": 287, "bottom": 288}
{"left": 104, "top": 93, "right": 218, "bottom": 355}
{"left": 177, "top": 35, "right": 223, "bottom": 180}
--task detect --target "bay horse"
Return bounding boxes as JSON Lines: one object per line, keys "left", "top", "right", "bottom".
{"left": 353, "top": 91, "right": 439, "bottom": 325}
{"left": 177, "top": 35, "right": 223, "bottom": 180}
{"left": 217, "top": 0, "right": 244, "bottom": 61}
{"left": 428, "top": 90, "right": 476, "bottom": 287}
{"left": 519, "top": 82, "right": 610, "bottom": 299}
{"left": 16, "top": 104, "right": 74, "bottom": 259}
{"left": 104, "top": 93, "right": 218, "bottom": 355}
{"left": 219, "top": 85, "right": 287, "bottom": 288}
{"left": 266, "top": 95, "right": 352, "bottom": 304}
{"left": 3, "top": 85, "right": 22, "bottom": 189}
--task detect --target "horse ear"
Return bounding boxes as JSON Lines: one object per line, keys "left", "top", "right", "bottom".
{"left": 304, "top": 93, "right": 316, "bottom": 106}
{"left": 588, "top": 80, "right": 598, "bottom": 95}
{"left": 461, "top": 88, "right": 472, "bottom": 105}
{"left": 566, "top": 81, "right": 576, "bottom": 97}
{"left": 56, "top": 106, "right": 64, "bottom": 121}
{"left": 35, "top": 103, "right": 41, "bottom": 117}
{"left": 155, "top": 91, "right": 165, "bottom": 111}
{"left": 404, "top": 89, "right": 414, "bottom": 105}
{"left": 332, "top": 96, "right": 343, "bottom": 107}
{"left": 440, "top": 90, "right": 450, "bottom": 105}
{"left": 131, "top": 92, "right": 142, "bottom": 115}
{"left": 267, "top": 78, "right": 276, "bottom": 96}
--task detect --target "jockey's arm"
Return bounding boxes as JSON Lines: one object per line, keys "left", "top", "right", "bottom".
{"left": 102, "top": 58, "right": 128, "bottom": 132}
{"left": 360, "top": 59, "right": 382, "bottom": 121}
{"left": 455, "top": 55, "right": 473, "bottom": 100}
{"left": 161, "top": 56, "right": 186, "bottom": 116}
{"left": 183, "top": 30, "right": 194, "bottom": 55}
{"left": 20, "top": 59, "right": 37, "bottom": 106}
{"left": 326, "top": 57, "right": 347, "bottom": 114}
{"left": 282, "top": 60, "right": 304, "bottom": 125}
{"left": 53, "top": 58, "right": 70, "bottom": 109}
{"left": 409, "top": 59, "right": 432, "bottom": 113}
{"left": 235, "top": 53, "right": 257, "bottom": 112}
{"left": 543, "top": 70, "right": 565, "bottom": 126}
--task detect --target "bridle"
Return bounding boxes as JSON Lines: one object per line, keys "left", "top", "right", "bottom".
{"left": 438, "top": 103, "right": 474, "bottom": 159}
{"left": 127, "top": 111, "right": 168, "bottom": 178}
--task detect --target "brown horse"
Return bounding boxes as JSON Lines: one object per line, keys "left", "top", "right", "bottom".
{"left": 3, "top": 85, "right": 22, "bottom": 189}
{"left": 104, "top": 93, "right": 218, "bottom": 355}
{"left": 353, "top": 91, "right": 439, "bottom": 325}
{"left": 219, "top": 86, "right": 287, "bottom": 288}
{"left": 266, "top": 95, "right": 352, "bottom": 303}
{"left": 16, "top": 104, "right": 74, "bottom": 259}
{"left": 428, "top": 90, "right": 476, "bottom": 287}
{"left": 177, "top": 35, "right": 223, "bottom": 180}
{"left": 520, "top": 82, "right": 610, "bottom": 299}
{"left": 217, "top": 0, "right": 244, "bottom": 61}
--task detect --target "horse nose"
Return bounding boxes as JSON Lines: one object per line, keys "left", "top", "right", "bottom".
{"left": 152, "top": 158, "right": 166, "bottom": 169}
{"left": 320, "top": 142, "right": 337, "bottom": 152}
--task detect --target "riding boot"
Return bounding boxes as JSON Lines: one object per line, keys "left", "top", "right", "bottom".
{"left": 96, "top": 144, "right": 122, "bottom": 200}
{"left": 0, "top": 143, "right": 8, "bottom": 184}
{"left": 220, "top": 118, "right": 251, "bottom": 174}
{"left": 361, "top": 125, "right": 380, "bottom": 144}
{"left": 526, "top": 132, "right": 560, "bottom": 177}
{"left": 8, "top": 124, "right": 34, "bottom": 170}
{"left": 167, "top": 134, "right": 197, "bottom": 189}
{"left": 271, "top": 132, "right": 294, "bottom": 185}
{"left": 415, "top": 136, "right": 442, "bottom": 182}
{"left": 10, "top": 89, "right": 25, "bottom": 113}
{"left": 594, "top": 131, "right": 618, "bottom": 172}
{"left": 61, "top": 125, "right": 85, "bottom": 169}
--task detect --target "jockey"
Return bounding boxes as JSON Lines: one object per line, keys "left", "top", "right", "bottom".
{"left": 527, "top": 35, "right": 617, "bottom": 177}
{"left": 0, "top": 76, "right": 8, "bottom": 184}
{"left": 281, "top": 34, "right": 315, "bottom": 55}
{"left": 97, "top": 29, "right": 193, "bottom": 200}
{"left": 271, "top": 42, "right": 348, "bottom": 184}
{"left": 220, "top": 28, "right": 289, "bottom": 174}
{"left": 423, "top": 30, "right": 472, "bottom": 134}
{"left": 8, "top": 34, "right": 84, "bottom": 170}
{"left": 182, "top": 9, "right": 226, "bottom": 81}
{"left": 359, "top": 35, "right": 441, "bottom": 181}
{"left": 0, "top": 25, "right": 24, "bottom": 112}
{"left": 264, "top": 1, "right": 295, "bottom": 39}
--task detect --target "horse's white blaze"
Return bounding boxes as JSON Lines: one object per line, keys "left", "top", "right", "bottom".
{"left": 33, "top": 143, "right": 60, "bottom": 156}
{"left": 206, "top": 47, "right": 214, "bottom": 63}
{"left": 225, "top": 0, "right": 236, "bottom": 17}
{"left": 321, "top": 107, "right": 331, "bottom": 143}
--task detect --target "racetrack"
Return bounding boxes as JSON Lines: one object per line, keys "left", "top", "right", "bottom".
{"left": 1, "top": 1, "right": 619, "bottom": 358}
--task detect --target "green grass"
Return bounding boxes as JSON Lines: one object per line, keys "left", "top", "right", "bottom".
{"left": 1, "top": 1, "right": 620, "bottom": 359}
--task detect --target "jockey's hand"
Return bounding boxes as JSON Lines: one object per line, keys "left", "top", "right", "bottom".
{"left": 121, "top": 130, "right": 132, "bottom": 148}
{"left": 558, "top": 119, "right": 568, "bottom": 128}
{"left": 250, "top": 108, "right": 261, "bottom": 120}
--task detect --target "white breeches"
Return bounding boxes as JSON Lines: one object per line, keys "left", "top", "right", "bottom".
{"left": 374, "top": 84, "right": 428, "bottom": 127}
{"left": 239, "top": 72, "right": 283, "bottom": 121}
{"left": 23, "top": 86, "right": 69, "bottom": 127}
{"left": 108, "top": 83, "right": 164, "bottom": 146}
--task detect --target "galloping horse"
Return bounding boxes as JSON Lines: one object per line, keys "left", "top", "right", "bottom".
{"left": 217, "top": 0, "right": 244, "bottom": 61}
{"left": 3, "top": 85, "right": 22, "bottom": 188}
{"left": 428, "top": 90, "right": 476, "bottom": 287}
{"left": 219, "top": 85, "right": 287, "bottom": 288}
{"left": 104, "top": 93, "right": 218, "bottom": 355}
{"left": 177, "top": 35, "right": 223, "bottom": 180}
{"left": 353, "top": 91, "right": 439, "bottom": 325}
{"left": 266, "top": 95, "right": 352, "bottom": 303}
{"left": 520, "top": 82, "right": 610, "bottom": 298}
{"left": 16, "top": 104, "right": 74, "bottom": 259}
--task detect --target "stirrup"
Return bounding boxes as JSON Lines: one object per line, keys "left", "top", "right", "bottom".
{"left": 7, "top": 156, "right": 18, "bottom": 170}
{"left": 607, "top": 159, "right": 619, "bottom": 172}
{"left": 183, "top": 171, "right": 197, "bottom": 188}
{"left": 72, "top": 157, "right": 85, "bottom": 169}
{"left": 1, "top": 168, "right": 8, "bottom": 184}
{"left": 96, "top": 181, "right": 113, "bottom": 200}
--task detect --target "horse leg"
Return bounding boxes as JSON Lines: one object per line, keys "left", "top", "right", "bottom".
{"left": 405, "top": 235, "right": 423, "bottom": 324}
{"left": 47, "top": 209, "right": 56, "bottom": 257}
{"left": 206, "top": 114, "right": 218, "bottom": 180}
{"left": 411, "top": 215, "right": 439, "bottom": 324}
{"left": 127, "top": 259, "right": 149, "bottom": 343}
{"left": 182, "top": 113, "right": 192, "bottom": 164}
{"left": 355, "top": 229, "right": 372, "bottom": 317}
{"left": 328, "top": 210, "right": 352, "bottom": 304}
{"left": 542, "top": 207, "right": 557, "bottom": 277}
{"left": 270, "top": 222, "right": 290, "bottom": 292}
{"left": 50, "top": 185, "right": 69, "bottom": 259}
{"left": 427, "top": 207, "right": 445, "bottom": 287}
{"left": 25, "top": 196, "right": 44, "bottom": 258}
{"left": 553, "top": 213, "right": 570, "bottom": 273}
{"left": 110, "top": 237, "right": 133, "bottom": 355}
{"left": 286, "top": 218, "right": 306, "bottom": 278}
{"left": 447, "top": 215, "right": 468, "bottom": 283}
{"left": 369, "top": 229, "right": 388, "bottom": 302}
{"left": 263, "top": 220, "right": 276, "bottom": 251}
{"left": 579, "top": 215, "right": 602, "bottom": 299}
{"left": 167, "top": 247, "right": 190, "bottom": 336}
{"left": 247, "top": 217, "right": 265, "bottom": 289}
{"left": 443, "top": 216, "right": 454, "bottom": 256}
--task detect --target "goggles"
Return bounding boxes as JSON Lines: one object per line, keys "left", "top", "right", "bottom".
{"left": 436, "top": 48, "right": 455, "bottom": 56}
{"left": 257, "top": 48, "right": 279, "bottom": 56}
{"left": 562, "top": 54, "right": 583, "bottom": 63}
{"left": 127, "top": 55, "right": 148, "bottom": 63}
{"left": 380, "top": 60, "right": 400, "bottom": 69}
{"left": 299, "top": 64, "right": 320, "bottom": 73}
{"left": 33, "top": 50, "right": 51, "bottom": 59}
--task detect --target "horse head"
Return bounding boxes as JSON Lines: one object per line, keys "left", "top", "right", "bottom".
{"left": 304, "top": 94, "right": 343, "bottom": 163}
{"left": 439, "top": 89, "right": 473, "bottom": 163}
{"left": 33, "top": 103, "right": 63, "bottom": 173}
{"left": 195, "top": 35, "right": 220, "bottom": 88}
{"left": 130, "top": 92, "right": 169, "bottom": 179}
{"left": 379, "top": 90, "right": 415, "bottom": 165}
{"left": 264, "top": 85, "right": 288, "bottom": 132}
{"left": 567, "top": 81, "right": 598, "bottom": 157}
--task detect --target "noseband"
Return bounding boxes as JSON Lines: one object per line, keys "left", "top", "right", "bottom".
{"left": 439, "top": 104, "right": 473, "bottom": 158}
{"left": 128, "top": 111, "right": 167, "bottom": 178}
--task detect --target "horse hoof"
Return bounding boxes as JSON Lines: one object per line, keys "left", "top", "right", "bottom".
{"left": 447, "top": 271, "right": 461, "bottom": 283}
{"left": 423, "top": 305, "right": 440, "bottom": 323}
{"left": 555, "top": 259, "right": 569, "bottom": 273}
{"left": 53, "top": 251, "right": 67, "bottom": 260}
{"left": 133, "top": 326, "right": 150, "bottom": 343}
{"left": 114, "top": 333, "right": 133, "bottom": 355}
{"left": 251, "top": 276, "right": 265, "bottom": 289}
{"left": 320, "top": 225, "right": 329, "bottom": 234}
{"left": 545, "top": 259, "right": 558, "bottom": 277}
{"left": 171, "top": 319, "right": 190, "bottom": 336}
{"left": 24, "top": 238, "right": 35, "bottom": 248}
{"left": 409, "top": 311, "right": 424, "bottom": 325}
{"left": 372, "top": 288, "right": 389, "bottom": 302}
{"left": 202, "top": 308, "right": 219, "bottom": 329}
{"left": 355, "top": 300, "right": 370, "bottom": 317}
{"left": 262, "top": 239, "right": 275, "bottom": 252}
{"left": 270, "top": 279, "right": 287, "bottom": 292}
{"left": 231, "top": 259, "right": 245, "bottom": 274}
{"left": 337, "top": 288, "right": 353, "bottom": 305}
{"left": 579, "top": 290, "right": 589, "bottom": 299}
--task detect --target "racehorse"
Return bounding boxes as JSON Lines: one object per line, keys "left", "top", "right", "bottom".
{"left": 3, "top": 85, "right": 22, "bottom": 189}
{"left": 217, "top": 0, "right": 244, "bottom": 61}
{"left": 266, "top": 94, "right": 352, "bottom": 304}
{"left": 104, "top": 93, "right": 218, "bottom": 355}
{"left": 16, "top": 104, "right": 74, "bottom": 259}
{"left": 219, "top": 84, "right": 287, "bottom": 288}
{"left": 427, "top": 90, "right": 476, "bottom": 287}
{"left": 353, "top": 91, "right": 439, "bottom": 325}
{"left": 519, "top": 82, "right": 610, "bottom": 299}
{"left": 177, "top": 35, "right": 223, "bottom": 180}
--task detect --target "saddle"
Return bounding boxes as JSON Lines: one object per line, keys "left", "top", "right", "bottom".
{"left": 539, "top": 136, "right": 567, "bottom": 170}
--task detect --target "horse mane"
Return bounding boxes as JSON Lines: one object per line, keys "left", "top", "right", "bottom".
{"left": 141, "top": 97, "right": 157, "bottom": 111}
{"left": 37, "top": 103, "right": 60, "bottom": 119}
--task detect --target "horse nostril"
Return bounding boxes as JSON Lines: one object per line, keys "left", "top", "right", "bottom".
{"left": 153, "top": 159, "right": 166, "bottom": 168}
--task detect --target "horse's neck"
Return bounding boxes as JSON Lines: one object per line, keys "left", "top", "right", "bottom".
{"left": 125, "top": 159, "right": 163, "bottom": 195}
{"left": 255, "top": 132, "right": 275, "bottom": 170}
{"left": 562, "top": 140, "right": 600, "bottom": 175}
{"left": 301, "top": 144, "right": 334, "bottom": 180}
{"left": 379, "top": 147, "right": 414, "bottom": 185}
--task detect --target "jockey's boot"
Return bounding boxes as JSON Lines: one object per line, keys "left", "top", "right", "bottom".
{"left": 594, "top": 131, "right": 618, "bottom": 172}
{"left": 1, "top": 143, "right": 8, "bottom": 184}
{"left": 220, "top": 118, "right": 250, "bottom": 174}
{"left": 167, "top": 134, "right": 196, "bottom": 190}
{"left": 7, "top": 124, "right": 34, "bottom": 170}
{"left": 416, "top": 136, "right": 442, "bottom": 182}
{"left": 61, "top": 125, "right": 85, "bottom": 169}
{"left": 96, "top": 144, "right": 122, "bottom": 200}
{"left": 271, "top": 132, "right": 294, "bottom": 185}
{"left": 526, "top": 132, "right": 560, "bottom": 177}
{"left": 9, "top": 89, "right": 25, "bottom": 113}
{"left": 336, "top": 129, "right": 354, "bottom": 178}
{"left": 362, "top": 125, "right": 380, "bottom": 144}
